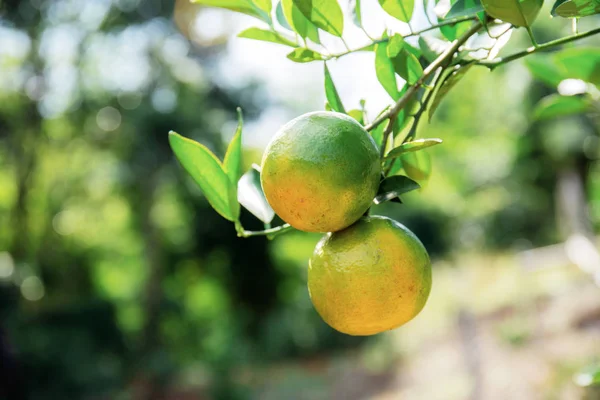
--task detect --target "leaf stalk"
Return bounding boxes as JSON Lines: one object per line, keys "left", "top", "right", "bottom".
{"left": 237, "top": 223, "right": 294, "bottom": 238}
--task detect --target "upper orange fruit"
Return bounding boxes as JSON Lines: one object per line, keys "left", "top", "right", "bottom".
{"left": 260, "top": 111, "right": 381, "bottom": 233}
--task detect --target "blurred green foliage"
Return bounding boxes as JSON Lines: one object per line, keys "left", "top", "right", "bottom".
{"left": 0, "top": 0, "right": 599, "bottom": 399}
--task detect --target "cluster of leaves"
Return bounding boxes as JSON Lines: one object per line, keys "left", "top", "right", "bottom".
{"left": 169, "top": 109, "right": 277, "bottom": 236}
{"left": 526, "top": 48, "right": 600, "bottom": 121}
{"left": 175, "top": 0, "right": 600, "bottom": 236}
{"left": 552, "top": 0, "right": 600, "bottom": 18}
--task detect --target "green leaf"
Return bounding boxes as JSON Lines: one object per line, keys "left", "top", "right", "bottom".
{"left": 385, "top": 138, "right": 443, "bottom": 160}
{"left": 445, "top": 0, "right": 484, "bottom": 18}
{"left": 324, "top": 63, "right": 346, "bottom": 113}
{"left": 400, "top": 151, "right": 432, "bottom": 182}
{"left": 370, "top": 106, "right": 391, "bottom": 147}
{"left": 169, "top": 131, "right": 239, "bottom": 221}
{"left": 192, "top": 0, "right": 270, "bottom": 23}
{"left": 276, "top": 1, "right": 293, "bottom": 29}
{"left": 533, "top": 94, "right": 591, "bottom": 120}
{"left": 237, "top": 165, "right": 275, "bottom": 223}
{"left": 429, "top": 64, "right": 473, "bottom": 121}
{"left": 524, "top": 54, "right": 565, "bottom": 87}
{"left": 238, "top": 27, "right": 297, "bottom": 47}
{"left": 440, "top": 18, "right": 472, "bottom": 41}
{"left": 554, "top": 48, "right": 600, "bottom": 86}
{"left": 481, "top": 0, "right": 543, "bottom": 26}
{"left": 386, "top": 34, "right": 405, "bottom": 56}
{"left": 554, "top": 0, "right": 600, "bottom": 17}
{"left": 350, "top": 0, "right": 363, "bottom": 27}
{"left": 387, "top": 34, "right": 423, "bottom": 85}
{"left": 287, "top": 48, "right": 324, "bottom": 62}
{"left": 371, "top": 124, "right": 385, "bottom": 147}
{"left": 370, "top": 108, "right": 390, "bottom": 147}
{"left": 253, "top": 0, "right": 273, "bottom": 14}
{"left": 355, "top": 43, "right": 377, "bottom": 52}
{"left": 293, "top": 0, "right": 344, "bottom": 37}
{"left": 347, "top": 109, "right": 364, "bottom": 124}
{"left": 282, "top": 0, "right": 321, "bottom": 44}
{"left": 551, "top": 0, "right": 570, "bottom": 15}
{"left": 393, "top": 114, "right": 413, "bottom": 140}
{"left": 389, "top": 86, "right": 419, "bottom": 141}
{"left": 379, "top": 0, "right": 415, "bottom": 22}
{"left": 404, "top": 42, "right": 422, "bottom": 59}
{"left": 374, "top": 175, "right": 420, "bottom": 204}
{"left": 223, "top": 108, "right": 244, "bottom": 186}
{"left": 375, "top": 42, "right": 400, "bottom": 100}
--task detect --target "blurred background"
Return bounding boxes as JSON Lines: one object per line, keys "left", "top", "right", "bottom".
{"left": 1, "top": 0, "right": 600, "bottom": 399}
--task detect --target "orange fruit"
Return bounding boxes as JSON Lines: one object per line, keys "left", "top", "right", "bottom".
{"left": 260, "top": 111, "right": 381, "bottom": 233}
{"left": 308, "top": 215, "right": 431, "bottom": 336}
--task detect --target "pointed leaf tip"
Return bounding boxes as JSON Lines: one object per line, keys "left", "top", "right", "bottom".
{"left": 374, "top": 175, "right": 420, "bottom": 205}
{"left": 169, "top": 131, "right": 239, "bottom": 222}
{"left": 224, "top": 108, "right": 244, "bottom": 187}
{"left": 324, "top": 63, "right": 346, "bottom": 113}
{"left": 385, "top": 138, "right": 443, "bottom": 160}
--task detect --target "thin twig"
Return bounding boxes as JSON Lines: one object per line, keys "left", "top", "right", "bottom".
{"left": 361, "top": 25, "right": 375, "bottom": 41}
{"left": 515, "top": 0, "right": 538, "bottom": 47}
{"left": 325, "top": 15, "right": 477, "bottom": 60}
{"left": 423, "top": 0, "right": 435, "bottom": 26}
{"left": 238, "top": 223, "right": 293, "bottom": 238}
{"left": 383, "top": 72, "right": 441, "bottom": 175}
{"left": 407, "top": 15, "right": 476, "bottom": 37}
{"left": 478, "top": 26, "right": 600, "bottom": 70}
{"left": 365, "top": 20, "right": 484, "bottom": 133}
{"left": 380, "top": 112, "right": 399, "bottom": 157}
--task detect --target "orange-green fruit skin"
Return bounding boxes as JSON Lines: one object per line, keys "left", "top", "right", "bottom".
{"left": 260, "top": 111, "right": 381, "bottom": 233}
{"left": 308, "top": 216, "right": 432, "bottom": 336}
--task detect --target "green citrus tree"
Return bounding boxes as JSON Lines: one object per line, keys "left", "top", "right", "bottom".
{"left": 169, "top": 0, "right": 600, "bottom": 335}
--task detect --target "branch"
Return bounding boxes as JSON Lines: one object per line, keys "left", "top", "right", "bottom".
{"left": 365, "top": 20, "right": 484, "bottom": 133}
{"left": 237, "top": 223, "right": 294, "bottom": 238}
{"left": 383, "top": 70, "right": 442, "bottom": 175}
{"left": 380, "top": 112, "right": 398, "bottom": 157}
{"left": 408, "top": 15, "right": 476, "bottom": 38}
{"left": 325, "top": 15, "right": 477, "bottom": 60}
{"left": 478, "top": 26, "right": 600, "bottom": 70}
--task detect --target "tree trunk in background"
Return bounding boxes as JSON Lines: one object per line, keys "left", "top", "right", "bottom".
{"left": 556, "top": 166, "right": 593, "bottom": 238}
{"left": 9, "top": 111, "right": 39, "bottom": 264}
{"left": 3, "top": 102, "right": 41, "bottom": 400}
{"left": 133, "top": 170, "right": 167, "bottom": 400}
{"left": 556, "top": 157, "right": 600, "bottom": 279}
{"left": 458, "top": 309, "right": 482, "bottom": 400}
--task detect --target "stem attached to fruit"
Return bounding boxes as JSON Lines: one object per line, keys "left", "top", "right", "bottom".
{"left": 477, "top": 26, "right": 600, "bottom": 70}
{"left": 365, "top": 20, "right": 484, "bottom": 134}
{"left": 237, "top": 223, "right": 294, "bottom": 239}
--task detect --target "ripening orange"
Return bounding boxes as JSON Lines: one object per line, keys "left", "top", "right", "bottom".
{"left": 308, "top": 216, "right": 432, "bottom": 336}
{"left": 260, "top": 111, "right": 381, "bottom": 233}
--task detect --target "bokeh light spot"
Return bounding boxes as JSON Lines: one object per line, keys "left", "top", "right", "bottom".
{"left": 558, "top": 79, "right": 587, "bottom": 96}
{"left": 151, "top": 87, "right": 177, "bottom": 113}
{"left": 21, "top": 276, "right": 45, "bottom": 301}
{"left": 96, "top": 106, "right": 122, "bottom": 131}
{"left": 0, "top": 252, "right": 15, "bottom": 280}
{"left": 53, "top": 210, "right": 78, "bottom": 236}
